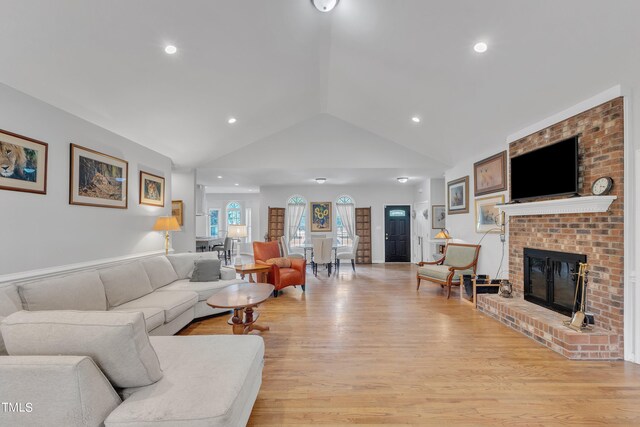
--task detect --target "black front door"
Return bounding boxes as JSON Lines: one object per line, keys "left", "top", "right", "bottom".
{"left": 385, "top": 205, "right": 411, "bottom": 262}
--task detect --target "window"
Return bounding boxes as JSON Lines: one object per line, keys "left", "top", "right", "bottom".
{"left": 209, "top": 209, "right": 220, "bottom": 237}
{"left": 287, "top": 195, "right": 306, "bottom": 247}
{"left": 226, "top": 202, "right": 241, "bottom": 226}
{"left": 336, "top": 195, "right": 354, "bottom": 247}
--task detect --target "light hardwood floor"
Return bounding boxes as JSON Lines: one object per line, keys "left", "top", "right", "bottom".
{"left": 180, "top": 264, "right": 640, "bottom": 426}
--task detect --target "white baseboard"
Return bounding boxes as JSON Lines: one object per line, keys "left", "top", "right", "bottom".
{"left": 0, "top": 250, "right": 170, "bottom": 285}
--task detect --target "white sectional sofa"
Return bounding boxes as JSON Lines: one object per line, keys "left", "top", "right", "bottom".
{"left": 0, "top": 252, "right": 264, "bottom": 427}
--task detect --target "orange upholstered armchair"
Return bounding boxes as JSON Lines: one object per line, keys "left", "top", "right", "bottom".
{"left": 253, "top": 241, "right": 306, "bottom": 297}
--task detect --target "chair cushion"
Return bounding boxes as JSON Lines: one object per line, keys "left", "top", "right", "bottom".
{"left": 418, "top": 265, "right": 474, "bottom": 282}
{"left": 158, "top": 278, "right": 246, "bottom": 302}
{"left": 99, "top": 262, "right": 154, "bottom": 308}
{"left": 266, "top": 257, "right": 291, "bottom": 268}
{"left": 443, "top": 245, "right": 478, "bottom": 268}
{"left": 278, "top": 268, "right": 304, "bottom": 288}
{"left": 190, "top": 259, "right": 221, "bottom": 282}
{"left": 107, "top": 335, "right": 264, "bottom": 427}
{"left": 1, "top": 310, "right": 163, "bottom": 388}
{"left": 167, "top": 253, "right": 217, "bottom": 280}
{"left": 110, "top": 306, "right": 165, "bottom": 332}
{"left": 336, "top": 252, "right": 355, "bottom": 260}
{"left": 141, "top": 256, "right": 179, "bottom": 290}
{"left": 0, "top": 284, "right": 23, "bottom": 317}
{"left": 114, "top": 291, "right": 197, "bottom": 322}
{"left": 18, "top": 270, "right": 107, "bottom": 311}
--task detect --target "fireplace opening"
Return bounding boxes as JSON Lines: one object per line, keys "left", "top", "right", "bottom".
{"left": 523, "top": 248, "right": 586, "bottom": 316}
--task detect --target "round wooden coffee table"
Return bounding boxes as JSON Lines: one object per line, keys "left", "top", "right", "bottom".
{"left": 206, "top": 283, "right": 275, "bottom": 335}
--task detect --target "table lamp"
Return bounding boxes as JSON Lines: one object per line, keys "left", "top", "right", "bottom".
{"left": 153, "top": 216, "right": 181, "bottom": 255}
{"left": 434, "top": 228, "right": 451, "bottom": 240}
{"left": 228, "top": 224, "right": 248, "bottom": 266}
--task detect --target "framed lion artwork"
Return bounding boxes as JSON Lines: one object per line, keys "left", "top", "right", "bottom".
{"left": 0, "top": 128, "right": 48, "bottom": 195}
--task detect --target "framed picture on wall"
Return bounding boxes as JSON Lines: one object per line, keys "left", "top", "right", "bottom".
{"left": 172, "top": 200, "right": 184, "bottom": 226}
{"left": 474, "top": 151, "right": 507, "bottom": 196}
{"left": 447, "top": 176, "right": 469, "bottom": 215}
{"left": 69, "top": 144, "right": 128, "bottom": 209}
{"left": 432, "top": 205, "right": 446, "bottom": 229}
{"left": 139, "top": 171, "right": 165, "bottom": 207}
{"left": 0, "top": 128, "right": 48, "bottom": 195}
{"left": 310, "top": 201, "right": 332, "bottom": 232}
{"left": 475, "top": 195, "right": 505, "bottom": 233}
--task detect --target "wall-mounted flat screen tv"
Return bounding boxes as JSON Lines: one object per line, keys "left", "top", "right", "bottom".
{"left": 511, "top": 136, "right": 579, "bottom": 201}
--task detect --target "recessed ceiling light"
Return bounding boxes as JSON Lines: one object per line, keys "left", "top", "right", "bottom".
{"left": 411, "top": 116, "right": 421, "bottom": 123}
{"left": 315, "top": 177, "right": 327, "bottom": 184}
{"left": 312, "top": 0, "right": 339, "bottom": 12}
{"left": 164, "top": 45, "right": 177, "bottom": 55}
{"left": 227, "top": 117, "right": 237, "bottom": 124}
{"left": 397, "top": 177, "right": 409, "bottom": 183}
{"left": 217, "top": 175, "right": 223, "bottom": 179}
{"left": 473, "top": 42, "right": 488, "bottom": 53}
{"left": 234, "top": 183, "right": 239, "bottom": 186}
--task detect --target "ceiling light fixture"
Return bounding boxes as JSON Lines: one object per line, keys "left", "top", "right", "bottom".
{"left": 164, "top": 45, "right": 177, "bottom": 55}
{"left": 217, "top": 175, "right": 223, "bottom": 179}
{"left": 312, "top": 0, "right": 339, "bottom": 12}
{"left": 411, "top": 116, "right": 421, "bottom": 123}
{"left": 234, "top": 183, "right": 239, "bottom": 186}
{"left": 473, "top": 42, "right": 488, "bottom": 53}
{"left": 227, "top": 117, "right": 237, "bottom": 124}
{"left": 397, "top": 177, "right": 409, "bottom": 183}
{"left": 315, "top": 177, "right": 327, "bottom": 184}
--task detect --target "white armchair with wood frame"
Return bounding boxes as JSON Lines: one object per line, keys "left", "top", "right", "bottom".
{"left": 416, "top": 243, "right": 481, "bottom": 299}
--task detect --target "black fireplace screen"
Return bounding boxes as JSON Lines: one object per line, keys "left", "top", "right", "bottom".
{"left": 524, "top": 248, "right": 586, "bottom": 316}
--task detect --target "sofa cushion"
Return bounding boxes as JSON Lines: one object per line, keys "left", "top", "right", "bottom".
{"left": 114, "top": 291, "right": 197, "bottom": 322}
{"left": 190, "top": 259, "right": 221, "bottom": 282}
{"left": 1, "top": 310, "right": 163, "bottom": 388}
{"left": 167, "top": 252, "right": 217, "bottom": 280}
{"left": 99, "top": 261, "right": 154, "bottom": 308}
{"left": 220, "top": 266, "right": 237, "bottom": 280}
{"left": 106, "top": 335, "right": 264, "bottom": 427}
{"left": 158, "top": 278, "right": 246, "bottom": 302}
{"left": 0, "top": 284, "right": 22, "bottom": 317}
{"left": 109, "top": 307, "right": 165, "bottom": 332}
{"left": 141, "top": 256, "right": 179, "bottom": 290}
{"left": 18, "top": 270, "right": 107, "bottom": 311}
{"left": 418, "top": 265, "right": 473, "bottom": 282}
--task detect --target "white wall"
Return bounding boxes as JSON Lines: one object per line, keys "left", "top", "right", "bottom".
{"left": 206, "top": 193, "right": 262, "bottom": 242}
{"left": 0, "top": 83, "right": 172, "bottom": 275}
{"left": 260, "top": 184, "right": 416, "bottom": 263}
{"left": 171, "top": 169, "right": 196, "bottom": 253}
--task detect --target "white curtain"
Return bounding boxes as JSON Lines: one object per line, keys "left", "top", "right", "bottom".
{"left": 287, "top": 203, "right": 305, "bottom": 243}
{"left": 336, "top": 203, "right": 356, "bottom": 239}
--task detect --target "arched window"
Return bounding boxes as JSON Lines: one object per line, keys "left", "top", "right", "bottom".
{"left": 336, "top": 195, "right": 355, "bottom": 246}
{"left": 287, "top": 195, "right": 306, "bottom": 247}
{"left": 226, "top": 201, "right": 241, "bottom": 226}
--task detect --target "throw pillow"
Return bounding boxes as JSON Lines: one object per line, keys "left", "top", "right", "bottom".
{"left": 265, "top": 257, "right": 292, "bottom": 268}
{"left": 190, "top": 259, "right": 221, "bottom": 282}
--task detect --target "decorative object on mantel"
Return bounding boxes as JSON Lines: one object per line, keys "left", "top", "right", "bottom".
{"left": 474, "top": 195, "right": 505, "bottom": 233}
{"left": 153, "top": 216, "right": 181, "bottom": 255}
{"left": 591, "top": 176, "right": 614, "bottom": 196}
{"left": 70, "top": 144, "right": 128, "bottom": 209}
{"left": 447, "top": 176, "right": 469, "bottom": 214}
{"left": 473, "top": 151, "right": 507, "bottom": 196}
{"left": 497, "top": 195, "right": 616, "bottom": 217}
{"left": 498, "top": 280, "right": 513, "bottom": 298}
{"left": 0, "top": 128, "right": 48, "bottom": 195}
{"left": 564, "top": 262, "right": 592, "bottom": 332}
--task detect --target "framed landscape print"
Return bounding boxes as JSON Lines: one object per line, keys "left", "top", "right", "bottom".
{"left": 0, "top": 129, "right": 48, "bottom": 195}
{"left": 139, "top": 171, "right": 165, "bottom": 207}
{"left": 432, "top": 205, "right": 446, "bottom": 229}
{"left": 475, "top": 195, "right": 505, "bottom": 233}
{"left": 69, "top": 144, "right": 128, "bottom": 209}
{"left": 310, "top": 201, "right": 332, "bottom": 232}
{"left": 172, "top": 200, "right": 184, "bottom": 226}
{"left": 447, "top": 176, "right": 469, "bottom": 215}
{"left": 474, "top": 151, "right": 507, "bottom": 196}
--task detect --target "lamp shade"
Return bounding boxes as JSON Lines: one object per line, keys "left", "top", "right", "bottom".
{"left": 228, "top": 224, "right": 248, "bottom": 238}
{"left": 153, "top": 216, "right": 181, "bottom": 231}
{"left": 435, "top": 229, "right": 451, "bottom": 239}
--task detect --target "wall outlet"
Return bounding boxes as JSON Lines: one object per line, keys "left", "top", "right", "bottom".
{"left": 500, "top": 233, "right": 506, "bottom": 243}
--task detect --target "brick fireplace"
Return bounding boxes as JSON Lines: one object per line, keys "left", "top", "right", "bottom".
{"left": 477, "top": 97, "right": 624, "bottom": 360}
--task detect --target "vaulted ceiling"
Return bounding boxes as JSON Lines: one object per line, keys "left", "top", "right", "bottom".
{"left": 1, "top": 1, "right": 639, "bottom": 190}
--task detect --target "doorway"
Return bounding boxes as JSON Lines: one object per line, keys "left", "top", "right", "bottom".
{"left": 384, "top": 205, "right": 411, "bottom": 262}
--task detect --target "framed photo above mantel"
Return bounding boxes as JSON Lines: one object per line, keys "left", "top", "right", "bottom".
{"left": 0, "top": 128, "right": 48, "bottom": 195}
{"left": 139, "top": 171, "right": 165, "bottom": 207}
{"left": 310, "top": 201, "right": 332, "bottom": 232}
{"left": 69, "top": 144, "right": 128, "bottom": 209}
{"left": 447, "top": 176, "right": 469, "bottom": 215}
{"left": 474, "top": 151, "right": 507, "bottom": 196}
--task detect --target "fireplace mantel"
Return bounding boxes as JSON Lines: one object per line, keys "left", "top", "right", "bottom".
{"left": 498, "top": 195, "right": 616, "bottom": 217}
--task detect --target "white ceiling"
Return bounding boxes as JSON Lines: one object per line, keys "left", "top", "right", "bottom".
{"left": 1, "top": 1, "right": 639, "bottom": 190}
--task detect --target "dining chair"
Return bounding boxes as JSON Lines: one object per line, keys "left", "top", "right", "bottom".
{"left": 336, "top": 235, "right": 360, "bottom": 273}
{"left": 313, "top": 238, "right": 333, "bottom": 277}
{"left": 212, "top": 237, "right": 232, "bottom": 265}
{"left": 279, "top": 236, "right": 305, "bottom": 259}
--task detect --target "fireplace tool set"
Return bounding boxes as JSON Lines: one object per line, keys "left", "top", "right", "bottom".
{"left": 564, "top": 262, "right": 592, "bottom": 332}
